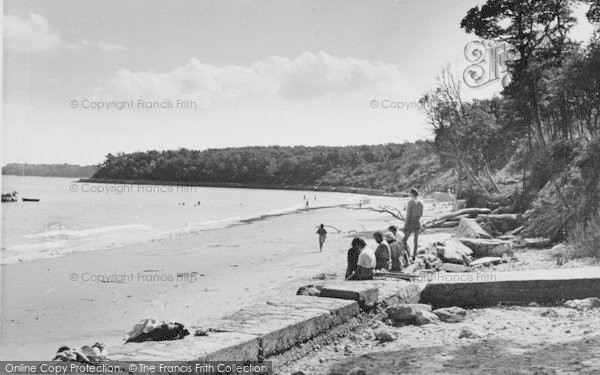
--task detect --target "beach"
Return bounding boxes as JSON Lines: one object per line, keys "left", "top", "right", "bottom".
{"left": 1, "top": 192, "right": 453, "bottom": 360}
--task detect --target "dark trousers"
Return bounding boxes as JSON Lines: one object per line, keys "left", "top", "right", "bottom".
{"left": 350, "top": 266, "right": 373, "bottom": 280}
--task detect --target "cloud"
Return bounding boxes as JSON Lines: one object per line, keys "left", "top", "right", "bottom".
{"left": 97, "top": 51, "right": 411, "bottom": 107}
{"left": 4, "top": 13, "right": 62, "bottom": 51}
{"left": 82, "top": 40, "right": 126, "bottom": 52}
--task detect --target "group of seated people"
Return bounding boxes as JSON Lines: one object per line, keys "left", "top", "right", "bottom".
{"left": 345, "top": 226, "right": 412, "bottom": 280}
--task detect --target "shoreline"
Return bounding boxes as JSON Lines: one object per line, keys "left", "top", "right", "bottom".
{"left": 77, "top": 177, "right": 411, "bottom": 197}
{"left": 0, "top": 199, "right": 418, "bottom": 360}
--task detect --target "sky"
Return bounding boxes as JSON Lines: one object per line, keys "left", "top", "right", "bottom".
{"left": 2, "top": 0, "right": 596, "bottom": 165}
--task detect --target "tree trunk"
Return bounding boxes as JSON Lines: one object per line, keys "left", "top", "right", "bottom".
{"left": 460, "top": 161, "right": 490, "bottom": 195}
{"left": 481, "top": 156, "right": 500, "bottom": 193}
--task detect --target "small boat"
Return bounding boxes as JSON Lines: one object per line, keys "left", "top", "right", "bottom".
{"left": 22, "top": 198, "right": 40, "bottom": 202}
{"left": 1, "top": 191, "right": 18, "bottom": 202}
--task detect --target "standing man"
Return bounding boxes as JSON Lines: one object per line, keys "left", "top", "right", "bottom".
{"left": 316, "top": 224, "right": 327, "bottom": 252}
{"left": 403, "top": 188, "right": 423, "bottom": 261}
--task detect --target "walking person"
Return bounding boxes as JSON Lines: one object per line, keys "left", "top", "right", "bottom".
{"left": 403, "top": 188, "right": 424, "bottom": 261}
{"left": 316, "top": 224, "right": 327, "bottom": 252}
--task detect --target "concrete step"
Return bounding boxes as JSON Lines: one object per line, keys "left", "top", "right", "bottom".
{"left": 420, "top": 267, "right": 600, "bottom": 308}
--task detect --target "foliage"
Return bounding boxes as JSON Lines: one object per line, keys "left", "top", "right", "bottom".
{"left": 2, "top": 163, "right": 98, "bottom": 178}
{"left": 91, "top": 142, "right": 447, "bottom": 193}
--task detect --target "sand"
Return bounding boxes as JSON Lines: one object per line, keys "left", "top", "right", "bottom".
{"left": 1, "top": 197, "right": 451, "bottom": 360}
{"left": 276, "top": 306, "right": 600, "bottom": 374}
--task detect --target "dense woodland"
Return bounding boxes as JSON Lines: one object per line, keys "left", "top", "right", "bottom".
{"left": 420, "top": 0, "right": 600, "bottom": 251}
{"left": 90, "top": 0, "right": 600, "bottom": 254}
{"left": 2, "top": 163, "right": 98, "bottom": 178}
{"left": 91, "top": 141, "right": 446, "bottom": 192}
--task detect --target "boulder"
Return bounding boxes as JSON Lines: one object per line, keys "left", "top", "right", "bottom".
{"left": 454, "top": 218, "right": 492, "bottom": 239}
{"left": 564, "top": 297, "right": 600, "bottom": 311}
{"left": 458, "top": 238, "right": 513, "bottom": 258}
{"left": 414, "top": 310, "right": 439, "bottom": 325}
{"left": 374, "top": 329, "right": 396, "bottom": 342}
{"left": 433, "top": 307, "right": 467, "bottom": 323}
{"left": 386, "top": 304, "right": 432, "bottom": 323}
{"left": 440, "top": 239, "right": 473, "bottom": 264}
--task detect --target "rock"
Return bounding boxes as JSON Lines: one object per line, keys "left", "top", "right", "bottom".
{"left": 564, "top": 297, "right": 600, "bottom": 311}
{"left": 374, "top": 311, "right": 388, "bottom": 321}
{"left": 528, "top": 302, "right": 540, "bottom": 307}
{"left": 374, "top": 329, "right": 396, "bottom": 342}
{"left": 458, "top": 326, "right": 481, "bottom": 339}
{"left": 292, "top": 372, "right": 306, "bottom": 375}
{"left": 458, "top": 238, "right": 514, "bottom": 258}
{"left": 433, "top": 307, "right": 467, "bottom": 323}
{"left": 454, "top": 218, "right": 492, "bottom": 239}
{"left": 386, "top": 304, "right": 432, "bottom": 322}
{"left": 441, "top": 263, "right": 470, "bottom": 272}
{"left": 440, "top": 239, "right": 473, "bottom": 264}
{"left": 348, "top": 368, "right": 367, "bottom": 375}
{"left": 470, "top": 257, "right": 505, "bottom": 267}
{"left": 296, "top": 285, "right": 322, "bottom": 296}
{"left": 540, "top": 309, "right": 558, "bottom": 318}
{"left": 414, "top": 310, "right": 439, "bottom": 325}
{"left": 404, "top": 262, "right": 422, "bottom": 274}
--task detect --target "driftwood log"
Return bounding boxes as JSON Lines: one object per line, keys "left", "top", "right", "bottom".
{"left": 423, "top": 208, "right": 492, "bottom": 228}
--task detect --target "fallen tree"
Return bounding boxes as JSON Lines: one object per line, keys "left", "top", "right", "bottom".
{"left": 344, "top": 204, "right": 405, "bottom": 221}
{"left": 423, "top": 208, "right": 492, "bottom": 228}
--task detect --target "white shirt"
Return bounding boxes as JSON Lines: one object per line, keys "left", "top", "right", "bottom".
{"left": 357, "top": 246, "right": 376, "bottom": 269}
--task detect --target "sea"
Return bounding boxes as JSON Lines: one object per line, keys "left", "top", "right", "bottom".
{"left": 1, "top": 175, "right": 364, "bottom": 264}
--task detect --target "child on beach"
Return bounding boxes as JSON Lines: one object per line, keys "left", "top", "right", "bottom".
{"left": 317, "top": 224, "right": 327, "bottom": 251}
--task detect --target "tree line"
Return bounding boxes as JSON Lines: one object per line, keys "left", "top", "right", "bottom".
{"left": 2, "top": 163, "right": 98, "bottom": 178}
{"left": 91, "top": 142, "right": 444, "bottom": 192}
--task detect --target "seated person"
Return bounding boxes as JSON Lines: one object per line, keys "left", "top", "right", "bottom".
{"left": 345, "top": 237, "right": 365, "bottom": 279}
{"left": 348, "top": 240, "right": 376, "bottom": 280}
{"left": 386, "top": 231, "right": 409, "bottom": 271}
{"left": 373, "top": 231, "right": 391, "bottom": 270}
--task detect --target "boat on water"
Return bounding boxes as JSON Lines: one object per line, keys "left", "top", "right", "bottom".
{"left": 1, "top": 191, "right": 19, "bottom": 202}
{"left": 22, "top": 197, "right": 40, "bottom": 202}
